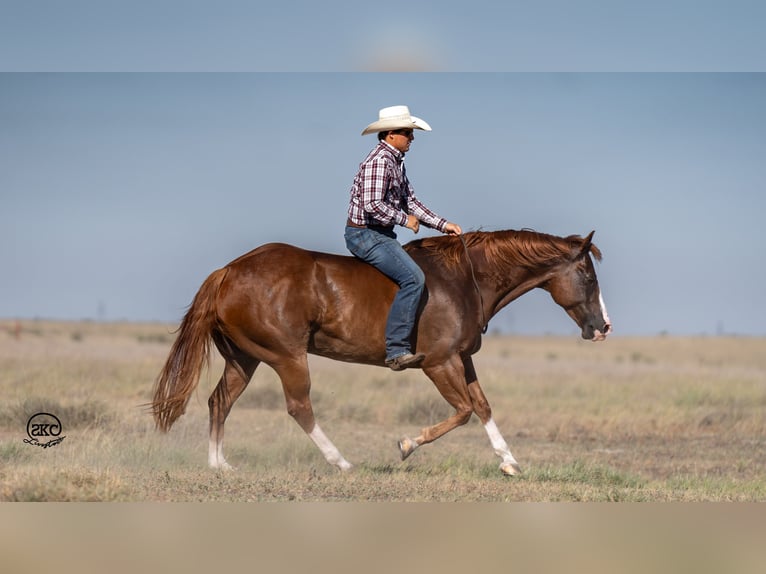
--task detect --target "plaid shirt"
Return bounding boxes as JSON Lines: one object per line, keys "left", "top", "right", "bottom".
{"left": 347, "top": 141, "right": 447, "bottom": 232}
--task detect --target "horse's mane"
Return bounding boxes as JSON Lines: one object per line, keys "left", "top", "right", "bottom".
{"left": 405, "top": 229, "right": 602, "bottom": 269}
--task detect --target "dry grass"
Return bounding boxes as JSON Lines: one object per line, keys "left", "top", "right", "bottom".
{"left": 1, "top": 319, "right": 764, "bottom": 501}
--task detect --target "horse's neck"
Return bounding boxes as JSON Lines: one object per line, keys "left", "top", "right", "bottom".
{"left": 483, "top": 262, "right": 558, "bottom": 321}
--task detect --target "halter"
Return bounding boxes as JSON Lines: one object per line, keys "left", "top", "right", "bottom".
{"left": 459, "top": 234, "right": 489, "bottom": 334}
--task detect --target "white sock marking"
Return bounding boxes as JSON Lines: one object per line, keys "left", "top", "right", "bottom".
{"left": 309, "top": 424, "right": 352, "bottom": 470}
{"left": 209, "top": 437, "right": 231, "bottom": 469}
{"left": 208, "top": 437, "right": 219, "bottom": 468}
{"left": 484, "top": 418, "right": 517, "bottom": 465}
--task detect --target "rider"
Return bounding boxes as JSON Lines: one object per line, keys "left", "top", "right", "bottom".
{"left": 345, "top": 105, "right": 462, "bottom": 371}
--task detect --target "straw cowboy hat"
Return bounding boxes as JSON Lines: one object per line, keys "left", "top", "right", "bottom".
{"left": 361, "top": 105, "right": 432, "bottom": 135}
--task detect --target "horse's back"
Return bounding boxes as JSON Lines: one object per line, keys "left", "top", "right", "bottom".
{"left": 224, "top": 242, "right": 393, "bottom": 293}
{"left": 214, "top": 243, "right": 395, "bottom": 362}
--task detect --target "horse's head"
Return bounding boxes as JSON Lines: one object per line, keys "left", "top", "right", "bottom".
{"left": 544, "top": 231, "right": 611, "bottom": 341}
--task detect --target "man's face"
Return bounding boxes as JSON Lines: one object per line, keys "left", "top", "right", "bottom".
{"left": 386, "top": 129, "right": 414, "bottom": 153}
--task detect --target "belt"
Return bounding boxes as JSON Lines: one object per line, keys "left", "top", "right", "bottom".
{"left": 346, "top": 218, "right": 393, "bottom": 231}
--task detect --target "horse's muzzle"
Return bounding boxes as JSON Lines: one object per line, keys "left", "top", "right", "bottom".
{"left": 591, "top": 321, "right": 611, "bottom": 342}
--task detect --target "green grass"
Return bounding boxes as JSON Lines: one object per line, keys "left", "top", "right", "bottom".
{"left": 530, "top": 459, "right": 644, "bottom": 488}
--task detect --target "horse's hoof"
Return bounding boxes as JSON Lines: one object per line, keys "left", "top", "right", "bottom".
{"left": 211, "top": 461, "right": 235, "bottom": 472}
{"left": 500, "top": 461, "right": 522, "bottom": 476}
{"left": 337, "top": 460, "right": 354, "bottom": 472}
{"left": 398, "top": 437, "right": 417, "bottom": 460}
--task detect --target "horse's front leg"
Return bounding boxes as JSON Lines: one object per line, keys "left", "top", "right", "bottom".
{"left": 463, "top": 356, "right": 522, "bottom": 476}
{"left": 398, "top": 355, "right": 474, "bottom": 461}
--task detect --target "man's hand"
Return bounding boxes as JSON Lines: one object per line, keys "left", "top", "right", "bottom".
{"left": 405, "top": 214, "right": 420, "bottom": 234}
{"left": 444, "top": 222, "right": 462, "bottom": 236}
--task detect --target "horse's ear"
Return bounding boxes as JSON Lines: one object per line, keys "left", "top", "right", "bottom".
{"left": 579, "top": 230, "right": 595, "bottom": 256}
{"left": 580, "top": 230, "right": 602, "bottom": 261}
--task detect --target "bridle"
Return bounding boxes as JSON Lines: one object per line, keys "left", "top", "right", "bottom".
{"left": 459, "top": 234, "right": 488, "bottom": 334}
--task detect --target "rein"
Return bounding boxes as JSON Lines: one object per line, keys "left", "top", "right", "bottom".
{"left": 459, "top": 234, "right": 488, "bottom": 334}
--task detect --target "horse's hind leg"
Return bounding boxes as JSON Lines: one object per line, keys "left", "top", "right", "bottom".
{"left": 463, "top": 357, "right": 521, "bottom": 476}
{"left": 208, "top": 357, "right": 259, "bottom": 470}
{"left": 274, "top": 357, "right": 352, "bottom": 471}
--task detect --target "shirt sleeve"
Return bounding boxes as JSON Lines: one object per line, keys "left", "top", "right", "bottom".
{"left": 360, "top": 158, "right": 409, "bottom": 227}
{"left": 405, "top": 180, "right": 448, "bottom": 232}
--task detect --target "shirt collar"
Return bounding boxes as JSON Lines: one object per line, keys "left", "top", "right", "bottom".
{"left": 379, "top": 140, "right": 405, "bottom": 163}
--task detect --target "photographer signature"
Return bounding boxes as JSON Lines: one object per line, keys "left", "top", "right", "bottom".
{"left": 24, "top": 436, "right": 66, "bottom": 449}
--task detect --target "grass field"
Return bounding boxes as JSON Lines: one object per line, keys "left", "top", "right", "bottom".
{"left": 1, "top": 319, "right": 764, "bottom": 501}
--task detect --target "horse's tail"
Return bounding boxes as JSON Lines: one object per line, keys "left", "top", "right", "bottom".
{"left": 151, "top": 267, "right": 228, "bottom": 432}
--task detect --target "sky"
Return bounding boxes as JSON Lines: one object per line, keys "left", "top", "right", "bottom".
{"left": 1, "top": 2, "right": 765, "bottom": 336}
{"left": 2, "top": 73, "right": 764, "bottom": 336}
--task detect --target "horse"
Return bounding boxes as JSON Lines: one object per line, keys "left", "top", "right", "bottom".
{"left": 151, "top": 228, "right": 611, "bottom": 476}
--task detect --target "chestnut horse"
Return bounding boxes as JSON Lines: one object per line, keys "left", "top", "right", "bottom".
{"left": 151, "top": 229, "right": 611, "bottom": 475}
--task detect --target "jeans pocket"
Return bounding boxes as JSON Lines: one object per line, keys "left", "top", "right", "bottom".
{"left": 344, "top": 227, "right": 372, "bottom": 259}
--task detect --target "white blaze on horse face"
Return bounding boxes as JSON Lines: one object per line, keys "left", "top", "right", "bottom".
{"left": 599, "top": 291, "right": 611, "bottom": 331}
{"left": 590, "top": 290, "right": 612, "bottom": 341}
{"left": 308, "top": 424, "right": 353, "bottom": 471}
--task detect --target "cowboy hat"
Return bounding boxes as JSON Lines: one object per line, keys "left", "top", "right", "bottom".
{"left": 361, "top": 105, "right": 432, "bottom": 135}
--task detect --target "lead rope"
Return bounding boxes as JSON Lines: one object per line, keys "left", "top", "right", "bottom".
{"left": 459, "top": 234, "right": 488, "bottom": 334}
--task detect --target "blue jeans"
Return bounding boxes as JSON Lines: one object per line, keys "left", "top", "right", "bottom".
{"left": 344, "top": 226, "right": 425, "bottom": 361}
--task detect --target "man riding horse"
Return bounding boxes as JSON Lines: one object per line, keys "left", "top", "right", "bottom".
{"left": 345, "top": 105, "right": 463, "bottom": 371}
